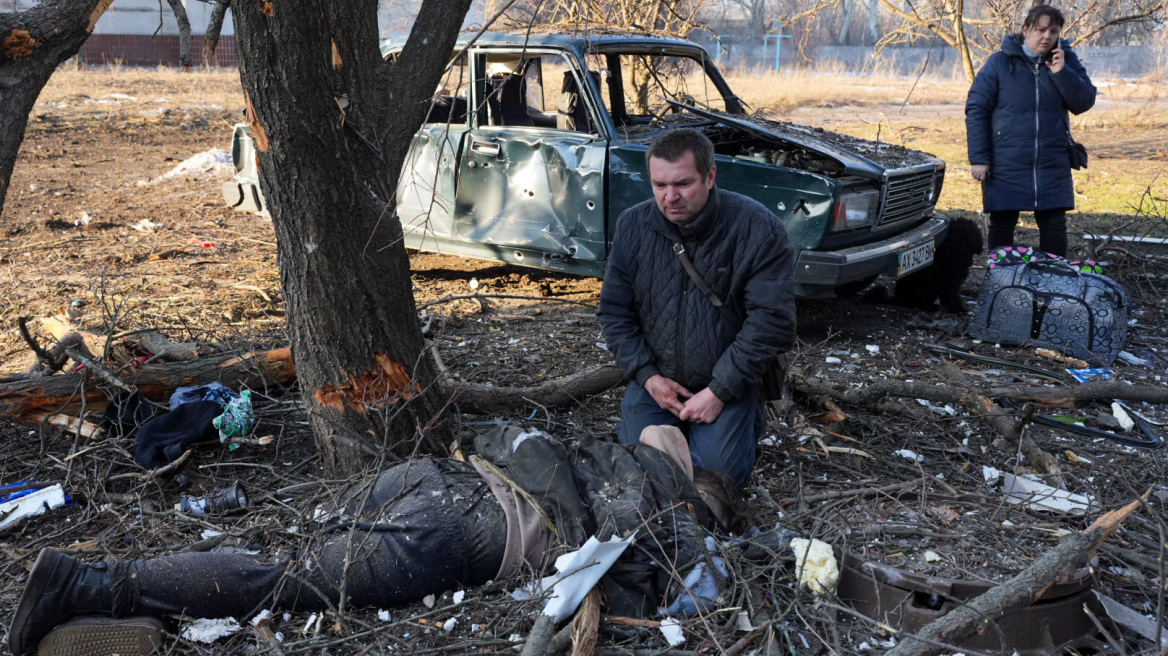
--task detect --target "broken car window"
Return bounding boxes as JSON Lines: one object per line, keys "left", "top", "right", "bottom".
{"left": 481, "top": 52, "right": 597, "bottom": 134}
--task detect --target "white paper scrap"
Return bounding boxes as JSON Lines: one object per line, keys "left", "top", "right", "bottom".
{"left": 249, "top": 610, "right": 272, "bottom": 627}
{"left": 537, "top": 534, "right": 635, "bottom": 622}
{"left": 378, "top": 609, "right": 390, "bottom": 622}
{"left": 452, "top": 590, "right": 465, "bottom": 604}
{"left": 660, "top": 617, "right": 686, "bottom": 646}
{"left": 894, "top": 449, "right": 924, "bottom": 463}
{"left": 182, "top": 617, "right": 241, "bottom": 643}
{"left": 1000, "top": 472, "right": 1092, "bottom": 515}
{"left": 982, "top": 466, "right": 1001, "bottom": 484}
{"left": 0, "top": 485, "right": 68, "bottom": 530}
{"left": 1111, "top": 402, "right": 1135, "bottom": 432}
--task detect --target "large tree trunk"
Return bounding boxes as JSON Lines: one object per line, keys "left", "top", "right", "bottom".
{"left": 230, "top": 0, "right": 472, "bottom": 474}
{"left": 0, "top": 0, "right": 113, "bottom": 214}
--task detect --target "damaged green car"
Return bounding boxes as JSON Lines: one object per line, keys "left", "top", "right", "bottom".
{"left": 223, "top": 32, "right": 948, "bottom": 298}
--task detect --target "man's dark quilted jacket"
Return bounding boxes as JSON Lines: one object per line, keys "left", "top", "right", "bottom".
{"left": 598, "top": 186, "right": 796, "bottom": 402}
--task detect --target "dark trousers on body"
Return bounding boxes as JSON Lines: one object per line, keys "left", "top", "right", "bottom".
{"left": 617, "top": 380, "right": 763, "bottom": 488}
{"left": 987, "top": 209, "right": 1068, "bottom": 257}
{"left": 110, "top": 461, "right": 506, "bottom": 619}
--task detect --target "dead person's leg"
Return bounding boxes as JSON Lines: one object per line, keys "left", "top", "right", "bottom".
{"left": 687, "top": 393, "right": 764, "bottom": 488}
{"left": 986, "top": 210, "right": 1020, "bottom": 251}
{"left": 1035, "top": 208, "right": 1068, "bottom": 257}
{"left": 618, "top": 380, "right": 682, "bottom": 445}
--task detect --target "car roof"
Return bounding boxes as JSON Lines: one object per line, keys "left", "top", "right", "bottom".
{"left": 381, "top": 30, "right": 705, "bottom": 56}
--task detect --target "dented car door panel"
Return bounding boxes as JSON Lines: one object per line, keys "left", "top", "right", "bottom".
{"left": 455, "top": 131, "right": 607, "bottom": 262}
{"left": 397, "top": 124, "right": 467, "bottom": 239}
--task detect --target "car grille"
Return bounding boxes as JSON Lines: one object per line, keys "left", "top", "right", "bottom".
{"left": 878, "top": 169, "right": 935, "bottom": 227}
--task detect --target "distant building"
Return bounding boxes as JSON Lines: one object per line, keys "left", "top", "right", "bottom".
{"left": 0, "top": 0, "right": 489, "bottom": 68}
{"left": 78, "top": 0, "right": 239, "bottom": 67}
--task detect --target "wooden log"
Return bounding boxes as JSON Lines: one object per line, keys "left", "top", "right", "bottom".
{"left": 0, "top": 348, "right": 295, "bottom": 418}
{"left": 446, "top": 364, "right": 625, "bottom": 413}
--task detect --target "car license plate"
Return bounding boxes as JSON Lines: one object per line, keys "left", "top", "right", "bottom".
{"left": 897, "top": 240, "right": 935, "bottom": 277}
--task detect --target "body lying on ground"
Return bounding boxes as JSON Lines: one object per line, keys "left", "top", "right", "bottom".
{"left": 10, "top": 425, "right": 770, "bottom": 656}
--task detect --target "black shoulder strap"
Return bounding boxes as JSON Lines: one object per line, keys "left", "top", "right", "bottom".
{"left": 1036, "top": 71, "right": 1074, "bottom": 141}
{"left": 672, "top": 242, "right": 739, "bottom": 324}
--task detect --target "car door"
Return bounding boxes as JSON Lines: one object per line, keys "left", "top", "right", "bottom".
{"left": 452, "top": 48, "right": 608, "bottom": 264}
{"left": 396, "top": 52, "right": 471, "bottom": 239}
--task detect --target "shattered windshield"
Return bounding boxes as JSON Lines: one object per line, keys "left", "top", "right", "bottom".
{"left": 585, "top": 51, "right": 728, "bottom": 127}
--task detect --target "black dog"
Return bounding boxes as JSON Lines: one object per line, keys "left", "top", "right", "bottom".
{"left": 865, "top": 217, "right": 984, "bottom": 312}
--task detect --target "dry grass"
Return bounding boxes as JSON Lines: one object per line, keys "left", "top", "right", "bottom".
{"left": 36, "top": 67, "right": 244, "bottom": 112}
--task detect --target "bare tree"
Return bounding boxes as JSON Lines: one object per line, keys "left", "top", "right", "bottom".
{"left": 877, "top": 0, "right": 1166, "bottom": 81}
{"left": 0, "top": 0, "right": 115, "bottom": 214}
{"left": 229, "top": 0, "right": 474, "bottom": 474}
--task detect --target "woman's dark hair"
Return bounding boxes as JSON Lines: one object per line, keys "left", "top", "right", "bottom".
{"left": 1022, "top": 5, "right": 1066, "bottom": 30}
{"left": 693, "top": 468, "right": 749, "bottom": 534}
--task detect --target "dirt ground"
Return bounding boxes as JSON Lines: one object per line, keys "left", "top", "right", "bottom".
{"left": 1, "top": 70, "right": 1167, "bottom": 656}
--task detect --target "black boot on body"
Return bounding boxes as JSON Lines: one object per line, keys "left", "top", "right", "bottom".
{"left": 7, "top": 548, "right": 138, "bottom": 656}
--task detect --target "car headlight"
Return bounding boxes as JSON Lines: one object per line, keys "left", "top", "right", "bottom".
{"left": 830, "top": 190, "right": 879, "bottom": 231}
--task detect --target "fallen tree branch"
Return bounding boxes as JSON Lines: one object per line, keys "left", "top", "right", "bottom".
{"left": 781, "top": 477, "right": 927, "bottom": 507}
{"left": 445, "top": 364, "right": 625, "bottom": 413}
{"left": 0, "top": 348, "right": 295, "bottom": 417}
{"left": 790, "top": 371, "right": 1068, "bottom": 472}
{"left": 885, "top": 493, "right": 1147, "bottom": 656}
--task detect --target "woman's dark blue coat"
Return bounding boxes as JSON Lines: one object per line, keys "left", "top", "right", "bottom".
{"left": 966, "top": 35, "right": 1096, "bottom": 213}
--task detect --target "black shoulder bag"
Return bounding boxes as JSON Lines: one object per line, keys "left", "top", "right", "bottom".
{"left": 671, "top": 242, "right": 787, "bottom": 401}
{"left": 1037, "top": 71, "right": 1088, "bottom": 170}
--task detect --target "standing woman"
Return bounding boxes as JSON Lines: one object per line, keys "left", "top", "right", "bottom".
{"left": 966, "top": 5, "right": 1096, "bottom": 258}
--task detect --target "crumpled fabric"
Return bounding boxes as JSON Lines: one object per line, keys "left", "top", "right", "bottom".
{"left": 213, "top": 389, "right": 254, "bottom": 442}
{"left": 665, "top": 555, "right": 728, "bottom": 615}
{"left": 170, "top": 382, "right": 239, "bottom": 410}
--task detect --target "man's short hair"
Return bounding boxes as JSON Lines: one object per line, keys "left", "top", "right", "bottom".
{"left": 646, "top": 128, "right": 716, "bottom": 179}
{"left": 1022, "top": 5, "right": 1065, "bottom": 30}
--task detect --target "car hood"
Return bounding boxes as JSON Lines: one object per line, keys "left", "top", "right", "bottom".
{"left": 668, "top": 101, "right": 939, "bottom": 179}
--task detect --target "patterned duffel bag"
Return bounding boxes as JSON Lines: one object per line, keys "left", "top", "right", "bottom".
{"left": 970, "top": 254, "right": 1129, "bottom": 365}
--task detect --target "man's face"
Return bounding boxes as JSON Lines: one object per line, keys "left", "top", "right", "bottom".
{"left": 1022, "top": 16, "right": 1061, "bottom": 55}
{"left": 649, "top": 151, "right": 716, "bottom": 227}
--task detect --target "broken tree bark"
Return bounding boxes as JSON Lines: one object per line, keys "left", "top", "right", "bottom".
{"left": 885, "top": 495, "right": 1146, "bottom": 656}
{"left": 447, "top": 364, "right": 625, "bottom": 414}
{"left": 0, "top": 348, "right": 294, "bottom": 417}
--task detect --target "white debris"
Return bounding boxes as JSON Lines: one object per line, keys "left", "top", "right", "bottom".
{"left": 0, "top": 485, "right": 68, "bottom": 530}
{"left": 75, "top": 211, "right": 93, "bottom": 226}
{"left": 101, "top": 93, "right": 139, "bottom": 102}
{"left": 865, "top": 345, "right": 880, "bottom": 354}
{"left": 181, "top": 617, "right": 241, "bottom": 643}
{"left": 522, "top": 534, "right": 635, "bottom": 622}
{"left": 250, "top": 610, "right": 272, "bottom": 626}
{"left": 923, "top": 550, "right": 942, "bottom": 563}
{"left": 129, "top": 218, "right": 164, "bottom": 233}
{"left": 1000, "top": 472, "right": 1093, "bottom": 515}
{"left": 982, "top": 466, "right": 1001, "bottom": 484}
{"left": 378, "top": 609, "right": 391, "bottom": 622}
{"left": 825, "top": 356, "right": 842, "bottom": 364}
{"left": 735, "top": 611, "right": 754, "bottom": 631}
{"left": 157, "top": 148, "right": 233, "bottom": 182}
{"left": 894, "top": 449, "right": 924, "bottom": 463}
{"left": 423, "top": 594, "right": 436, "bottom": 609}
{"left": 1112, "top": 402, "right": 1135, "bottom": 431}
{"left": 659, "top": 618, "right": 686, "bottom": 646}
{"left": 790, "top": 538, "right": 839, "bottom": 594}
{"left": 443, "top": 617, "right": 457, "bottom": 631}
{"left": 452, "top": 590, "right": 465, "bottom": 604}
